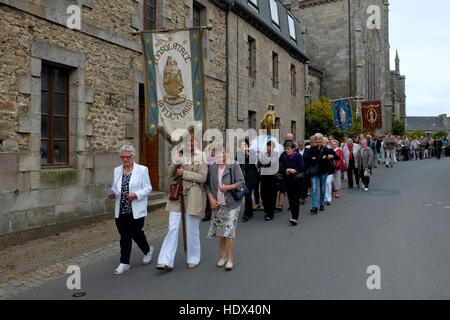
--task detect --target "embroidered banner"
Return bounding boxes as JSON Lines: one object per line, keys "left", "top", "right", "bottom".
{"left": 332, "top": 99, "right": 352, "bottom": 132}
{"left": 142, "top": 29, "right": 205, "bottom": 138}
{"left": 362, "top": 100, "right": 382, "bottom": 131}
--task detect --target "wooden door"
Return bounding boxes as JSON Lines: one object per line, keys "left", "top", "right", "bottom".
{"left": 139, "top": 84, "right": 159, "bottom": 190}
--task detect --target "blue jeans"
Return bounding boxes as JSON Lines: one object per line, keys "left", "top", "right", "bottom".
{"left": 311, "top": 174, "right": 328, "bottom": 208}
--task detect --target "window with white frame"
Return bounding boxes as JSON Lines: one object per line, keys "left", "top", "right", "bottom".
{"left": 248, "top": 0, "right": 258, "bottom": 10}
{"left": 287, "top": 14, "right": 296, "bottom": 41}
{"left": 269, "top": 0, "right": 280, "bottom": 26}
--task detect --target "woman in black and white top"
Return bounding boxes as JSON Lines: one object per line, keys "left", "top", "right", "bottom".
{"left": 109, "top": 144, "right": 153, "bottom": 275}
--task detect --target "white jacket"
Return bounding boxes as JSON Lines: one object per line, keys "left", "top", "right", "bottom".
{"left": 111, "top": 163, "right": 152, "bottom": 219}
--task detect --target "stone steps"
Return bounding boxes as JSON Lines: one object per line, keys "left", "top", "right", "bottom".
{"left": 148, "top": 191, "right": 167, "bottom": 211}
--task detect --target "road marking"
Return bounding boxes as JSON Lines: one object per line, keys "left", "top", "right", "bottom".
{"left": 436, "top": 202, "right": 444, "bottom": 205}
{"left": 445, "top": 207, "right": 450, "bottom": 209}
{"left": 425, "top": 204, "right": 433, "bottom": 207}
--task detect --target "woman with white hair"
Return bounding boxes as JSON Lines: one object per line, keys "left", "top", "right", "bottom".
{"left": 108, "top": 144, "right": 153, "bottom": 275}
{"left": 304, "top": 133, "right": 339, "bottom": 215}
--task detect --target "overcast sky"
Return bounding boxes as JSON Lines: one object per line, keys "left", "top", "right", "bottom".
{"left": 389, "top": 0, "right": 450, "bottom": 116}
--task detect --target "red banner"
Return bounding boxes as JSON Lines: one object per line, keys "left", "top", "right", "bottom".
{"left": 362, "top": 101, "right": 382, "bottom": 131}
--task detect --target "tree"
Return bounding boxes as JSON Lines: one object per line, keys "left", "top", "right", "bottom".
{"left": 392, "top": 119, "right": 406, "bottom": 136}
{"left": 410, "top": 130, "right": 426, "bottom": 139}
{"left": 433, "top": 130, "right": 448, "bottom": 139}
{"left": 305, "top": 96, "right": 347, "bottom": 141}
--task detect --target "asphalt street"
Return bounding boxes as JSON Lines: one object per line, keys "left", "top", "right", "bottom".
{"left": 14, "top": 157, "right": 450, "bottom": 299}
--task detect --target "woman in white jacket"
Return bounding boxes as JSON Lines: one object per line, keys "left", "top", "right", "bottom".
{"left": 109, "top": 144, "right": 153, "bottom": 275}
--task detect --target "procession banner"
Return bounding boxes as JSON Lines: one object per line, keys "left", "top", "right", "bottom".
{"left": 142, "top": 29, "right": 205, "bottom": 138}
{"left": 332, "top": 99, "right": 352, "bottom": 132}
{"left": 362, "top": 100, "right": 382, "bottom": 131}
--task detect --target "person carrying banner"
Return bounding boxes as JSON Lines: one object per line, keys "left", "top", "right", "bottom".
{"left": 157, "top": 136, "right": 207, "bottom": 271}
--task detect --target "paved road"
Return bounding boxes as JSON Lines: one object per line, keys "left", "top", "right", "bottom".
{"left": 14, "top": 158, "right": 450, "bottom": 299}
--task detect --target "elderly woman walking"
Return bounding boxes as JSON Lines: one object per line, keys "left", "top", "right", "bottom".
{"left": 156, "top": 137, "right": 208, "bottom": 271}
{"left": 330, "top": 139, "right": 346, "bottom": 199}
{"left": 355, "top": 139, "right": 374, "bottom": 191}
{"left": 109, "top": 144, "right": 153, "bottom": 275}
{"left": 305, "top": 133, "right": 339, "bottom": 215}
{"left": 206, "top": 149, "right": 245, "bottom": 271}
{"left": 279, "top": 140, "right": 304, "bottom": 226}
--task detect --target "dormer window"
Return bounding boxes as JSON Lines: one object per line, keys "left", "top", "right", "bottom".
{"left": 269, "top": 0, "right": 280, "bottom": 27}
{"left": 248, "top": 0, "right": 258, "bottom": 11}
{"left": 287, "top": 13, "right": 297, "bottom": 41}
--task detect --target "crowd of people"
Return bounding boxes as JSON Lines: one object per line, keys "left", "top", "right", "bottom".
{"left": 108, "top": 131, "right": 450, "bottom": 274}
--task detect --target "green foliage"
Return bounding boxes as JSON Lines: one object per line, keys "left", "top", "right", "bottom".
{"left": 392, "top": 119, "right": 406, "bottom": 136}
{"left": 305, "top": 97, "right": 347, "bottom": 142}
{"left": 433, "top": 130, "right": 448, "bottom": 139}
{"left": 409, "top": 130, "right": 427, "bottom": 139}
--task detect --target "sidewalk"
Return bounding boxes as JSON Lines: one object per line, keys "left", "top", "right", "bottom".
{"left": 0, "top": 207, "right": 168, "bottom": 300}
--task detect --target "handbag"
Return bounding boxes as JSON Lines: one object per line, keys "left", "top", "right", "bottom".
{"left": 169, "top": 178, "right": 182, "bottom": 201}
{"left": 364, "top": 168, "right": 371, "bottom": 177}
{"left": 229, "top": 167, "right": 249, "bottom": 201}
{"left": 305, "top": 164, "right": 318, "bottom": 177}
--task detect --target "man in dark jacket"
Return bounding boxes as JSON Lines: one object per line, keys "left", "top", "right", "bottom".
{"left": 237, "top": 139, "right": 259, "bottom": 222}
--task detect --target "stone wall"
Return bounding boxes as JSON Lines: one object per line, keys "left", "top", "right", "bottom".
{"left": 297, "top": 0, "right": 396, "bottom": 132}
{"left": 0, "top": 0, "right": 229, "bottom": 238}
{"left": 227, "top": 12, "right": 306, "bottom": 140}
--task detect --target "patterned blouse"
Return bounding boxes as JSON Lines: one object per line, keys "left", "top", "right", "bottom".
{"left": 119, "top": 172, "right": 133, "bottom": 215}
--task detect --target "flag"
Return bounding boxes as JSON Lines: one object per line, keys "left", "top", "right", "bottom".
{"left": 362, "top": 101, "right": 382, "bottom": 131}
{"left": 142, "top": 29, "right": 205, "bottom": 138}
{"left": 333, "top": 99, "right": 352, "bottom": 132}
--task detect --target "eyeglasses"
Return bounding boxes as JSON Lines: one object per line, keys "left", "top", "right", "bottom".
{"left": 120, "top": 156, "right": 132, "bottom": 159}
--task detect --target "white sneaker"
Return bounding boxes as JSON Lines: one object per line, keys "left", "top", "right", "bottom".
{"left": 143, "top": 246, "right": 154, "bottom": 265}
{"left": 114, "top": 263, "right": 130, "bottom": 275}
{"left": 364, "top": 188, "right": 369, "bottom": 192}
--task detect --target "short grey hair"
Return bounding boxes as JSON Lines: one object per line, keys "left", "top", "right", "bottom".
{"left": 314, "top": 133, "right": 324, "bottom": 140}
{"left": 119, "top": 144, "right": 136, "bottom": 157}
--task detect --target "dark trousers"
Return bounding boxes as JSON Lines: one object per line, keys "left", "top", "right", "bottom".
{"left": 244, "top": 184, "right": 255, "bottom": 218}
{"left": 253, "top": 173, "right": 261, "bottom": 205}
{"left": 359, "top": 170, "right": 370, "bottom": 188}
{"left": 204, "top": 196, "right": 212, "bottom": 220}
{"left": 285, "top": 182, "right": 301, "bottom": 220}
{"left": 347, "top": 159, "right": 360, "bottom": 188}
{"left": 436, "top": 149, "right": 442, "bottom": 159}
{"left": 260, "top": 175, "right": 278, "bottom": 219}
{"left": 300, "top": 177, "right": 308, "bottom": 200}
{"left": 115, "top": 214, "right": 150, "bottom": 264}
{"left": 403, "top": 148, "right": 410, "bottom": 161}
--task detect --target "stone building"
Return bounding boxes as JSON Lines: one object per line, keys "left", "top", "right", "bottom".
{"left": 0, "top": 0, "right": 307, "bottom": 240}
{"left": 285, "top": 0, "right": 406, "bottom": 132}
{"left": 405, "top": 114, "right": 450, "bottom": 137}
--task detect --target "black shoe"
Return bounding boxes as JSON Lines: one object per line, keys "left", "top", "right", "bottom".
{"left": 300, "top": 199, "right": 305, "bottom": 205}
{"left": 202, "top": 215, "right": 211, "bottom": 222}
{"left": 325, "top": 201, "right": 331, "bottom": 206}
{"left": 275, "top": 207, "right": 283, "bottom": 212}
{"left": 319, "top": 205, "right": 324, "bottom": 211}
{"left": 241, "top": 216, "right": 249, "bottom": 222}
{"left": 310, "top": 207, "right": 318, "bottom": 215}
{"left": 264, "top": 216, "right": 273, "bottom": 221}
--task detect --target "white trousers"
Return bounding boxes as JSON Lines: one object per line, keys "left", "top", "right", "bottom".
{"left": 385, "top": 149, "right": 394, "bottom": 166}
{"left": 325, "top": 174, "right": 334, "bottom": 202}
{"left": 157, "top": 211, "right": 201, "bottom": 267}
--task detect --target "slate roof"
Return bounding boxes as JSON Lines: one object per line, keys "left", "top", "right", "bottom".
{"left": 405, "top": 116, "right": 450, "bottom": 132}
{"left": 216, "top": 0, "right": 308, "bottom": 62}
